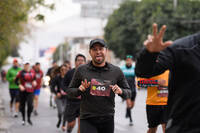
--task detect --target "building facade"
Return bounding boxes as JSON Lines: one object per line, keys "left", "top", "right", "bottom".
{"left": 73, "top": 0, "right": 125, "bottom": 19}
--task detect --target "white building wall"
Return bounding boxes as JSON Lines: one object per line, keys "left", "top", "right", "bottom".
{"left": 73, "top": 0, "right": 125, "bottom": 18}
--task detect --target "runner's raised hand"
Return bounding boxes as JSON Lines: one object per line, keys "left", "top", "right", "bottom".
{"left": 144, "top": 23, "right": 173, "bottom": 53}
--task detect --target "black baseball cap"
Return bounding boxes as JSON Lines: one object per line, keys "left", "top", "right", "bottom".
{"left": 89, "top": 39, "right": 107, "bottom": 49}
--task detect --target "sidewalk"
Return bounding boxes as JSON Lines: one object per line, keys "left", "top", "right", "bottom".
{"left": 0, "top": 82, "right": 10, "bottom": 133}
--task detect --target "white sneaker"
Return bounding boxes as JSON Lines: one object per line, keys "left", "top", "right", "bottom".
{"left": 22, "top": 121, "right": 26, "bottom": 126}
{"left": 13, "top": 112, "right": 18, "bottom": 118}
{"left": 53, "top": 104, "right": 56, "bottom": 109}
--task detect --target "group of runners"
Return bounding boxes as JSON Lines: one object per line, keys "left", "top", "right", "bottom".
{"left": 6, "top": 59, "right": 43, "bottom": 125}
{"left": 3, "top": 23, "right": 200, "bottom": 133}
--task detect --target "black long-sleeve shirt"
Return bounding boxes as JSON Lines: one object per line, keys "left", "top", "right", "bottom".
{"left": 63, "top": 68, "right": 80, "bottom": 102}
{"left": 135, "top": 32, "right": 200, "bottom": 132}
{"left": 67, "top": 61, "right": 131, "bottom": 119}
{"left": 51, "top": 75, "right": 66, "bottom": 99}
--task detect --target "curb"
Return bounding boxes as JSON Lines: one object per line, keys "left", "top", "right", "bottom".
{"left": 0, "top": 84, "right": 9, "bottom": 133}
{"left": 0, "top": 99, "right": 5, "bottom": 116}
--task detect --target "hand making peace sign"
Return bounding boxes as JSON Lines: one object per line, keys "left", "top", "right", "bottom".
{"left": 144, "top": 23, "right": 173, "bottom": 53}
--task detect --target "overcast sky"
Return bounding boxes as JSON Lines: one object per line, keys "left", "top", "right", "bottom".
{"left": 32, "top": 0, "right": 81, "bottom": 26}
{"left": 19, "top": 0, "right": 81, "bottom": 60}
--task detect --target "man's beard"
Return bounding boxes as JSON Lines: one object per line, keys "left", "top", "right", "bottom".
{"left": 94, "top": 58, "right": 105, "bottom": 65}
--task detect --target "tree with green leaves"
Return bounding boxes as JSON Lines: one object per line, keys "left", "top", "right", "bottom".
{"left": 104, "top": 0, "right": 140, "bottom": 59}
{"left": 104, "top": 0, "right": 200, "bottom": 60}
{"left": 0, "top": 0, "right": 54, "bottom": 67}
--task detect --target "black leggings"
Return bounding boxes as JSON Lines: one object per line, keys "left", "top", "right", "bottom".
{"left": 20, "top": 91, "right": 34, "bottom": 121}
{"left": 126, "top": 107, "right": 133, "bottom": 122}
{"left": 80, "top": 116, "right": 114, "bottom": 133}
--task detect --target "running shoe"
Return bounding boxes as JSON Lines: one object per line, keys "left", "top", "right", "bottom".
{"left": 13, "top": 112, "right": 18, "bottom": 118}
{"left": 129, "top": 121, "right": 133, "bottom": 126}
{"left": 67, "top": 128, "right": 72, "bottom": 133}
{"left": 53, "top": 105, "right": 56, "bottom": 109}
{"left": 34, "top": 110, "right": 38, "bottom": 116}
{"left": 56, "top": 119, "right": 61, "bottom": 128}
{"left": 28, "top": 119, "right": 33, "bottom": 126}
{"left": 22, "top": 120, "right": 25, "bottom": 126}
{"left": 62, "top": 126, "right": 66, "bottom": 131}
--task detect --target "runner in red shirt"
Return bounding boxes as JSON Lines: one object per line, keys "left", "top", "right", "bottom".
{"left": 15, "top": 61, "right": 37, "bottom": 126}
{"left": 31, "top": 62, "right": 43, "bottom": 116}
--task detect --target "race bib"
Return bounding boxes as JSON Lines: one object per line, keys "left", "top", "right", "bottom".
{"left": 90, "top": 79, "right": 112, "bottom": 97}
{"left": 36, "top": 74, "right": 41, "bottom": 79}
{"left": 157, "top": 86, "right": 168, "bottom": 97}
{"left": 25, "top": 82, "right": 32, "bottom": 89}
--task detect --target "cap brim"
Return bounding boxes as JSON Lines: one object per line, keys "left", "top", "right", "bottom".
{"left": 90, "top": 42, "right": 107, "bottom": 49}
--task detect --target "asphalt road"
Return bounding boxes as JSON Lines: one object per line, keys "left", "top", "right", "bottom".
{"left": 0, "top": 82, "right": 163, "bottom": 133}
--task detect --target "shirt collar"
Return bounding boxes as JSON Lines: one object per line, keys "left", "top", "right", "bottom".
{"left": 88, "top": 61, "right": 110, "bottom": 71}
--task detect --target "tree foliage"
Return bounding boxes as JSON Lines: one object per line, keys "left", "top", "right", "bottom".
{"left": 0, "top": 0, "right": 54, "bottom": 67}
{"left": 104, "top": 0, "right": 200, "bottom": 59}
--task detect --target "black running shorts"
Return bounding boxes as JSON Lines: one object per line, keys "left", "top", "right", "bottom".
{"left": 65, "top": 102, "right": 80, "bottom": 122}
{"left": 9, "top": 89, "right": 20, "bottom": 102}
{"left": 146, "top": 105, "right": 168, "bottom": 128}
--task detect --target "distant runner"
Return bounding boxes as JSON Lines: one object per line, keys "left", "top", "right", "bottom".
{"left": 121, "top": 55, "right": 136, "bottom": 126}
{"left": 137, "top": 70, "right": 169, "bottom": 133}
{"left": 6, "top": 59, "right": 22, "bottom": 117}
{"left": 15, "top": 61, "right": 36, "bottom": 125}
{"left": 62, "top": 54, "right": 86, "bottom": 133}
{"left": 51, "top": 64, "right": 70, "bottom": 128}
{"left": 46, "top": 61, "right": 58, "bottom": 108}
{"left": 31, "top": 62, "right": 43, "bottom": 116}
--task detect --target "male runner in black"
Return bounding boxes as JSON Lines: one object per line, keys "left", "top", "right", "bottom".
{"left": 67, "top": 39, "right": 131, "bottom": 133}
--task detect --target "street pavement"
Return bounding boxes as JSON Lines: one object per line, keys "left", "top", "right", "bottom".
{"left": 0, "top": 82, "right": 163, "bottom": 133}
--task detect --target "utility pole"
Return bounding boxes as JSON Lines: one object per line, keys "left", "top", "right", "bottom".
{"left": 59, "top": 44, "right": 63, "bottom": 65}
{"left": 173, "top": 0, "right": 178, "bottom": 9}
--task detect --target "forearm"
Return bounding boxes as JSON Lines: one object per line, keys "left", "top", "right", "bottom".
{"left": 135, "top": 48, "right": 165, "bottom": 78}
{"left": 15, "top": 77, "right": 19, "bottom": 85}
{"left": 119, "top": 88, "right": 131, "bottom": 100}
{"left": 66, "top": 88, "right": 81, "bottom": 98}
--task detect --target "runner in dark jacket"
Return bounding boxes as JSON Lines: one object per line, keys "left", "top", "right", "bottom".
{"left": 46, "top": 61, "right": 58, "bottom": 107}
{"left": 135, "top": 23, "right": 200, "bottom": 133}
{"left": 62, "top": 54, "right": 86, "bottom": 133}
{"left": 67, "top": 39, "right": 131, "bottom": 133}
{"left": 51, "top": 64, "right": 70, "bottom": 129}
